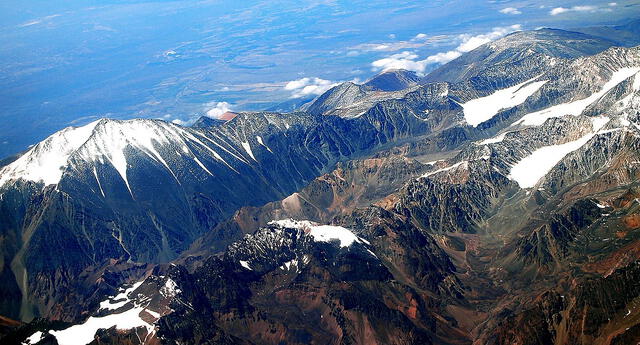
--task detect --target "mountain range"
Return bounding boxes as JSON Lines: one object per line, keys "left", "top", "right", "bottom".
{"left": 2, "top": 25, "right": 640, "bottom": 344}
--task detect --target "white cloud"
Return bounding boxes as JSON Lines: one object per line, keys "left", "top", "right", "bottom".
{"left": 550, "top": 5, "right": 597, "bottom": 15}
{"left": 205, "top": 101, "right": 233, "bottom": 118}
{"left": 93, "top": 24, "right": 116, "bottom": 32}
{"left": 19, "top": 20, "right": 42, "bottom": 27}
{"left": 609, "top": 2, "right": 618, "bottom": 6}
{"left": 500, "top": 7, "right": 522, "bottom": 15}
{"left": 18, "top": 14, "right": 61, "bottom": 28}
{"left": 371, "top": 25, "right": 522, "bottom": 75}
{"left": 169, "top": 100, "right": 235, "bottom": 126}
{"left": 371, "top": 51, "right": 425, "bottom": 72}
{"left": 171, "top": 119, "right": 188, "bottom": 126}
{"left": 284, "top": 77, "right": 338, "bottom": 98}
{"left": 550, "top": 7, "right": 568, "bottom": 15}
{"left": 413, "top": 33, "right": 428, "bottom": 40}
{"left": 574, "top": 5, "right": 597, "bottom": 11}
{"left": 425, "top": 51, "right": 463, "bottom": 64}
{"left": 457, "top": 24, "right": 521, "bottom": 52}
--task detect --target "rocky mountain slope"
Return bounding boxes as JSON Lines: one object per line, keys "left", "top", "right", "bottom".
{"left": 423, "top": 28, "right": 619, "bottom": 85}
{"left": 3, "top": 27, "right": 640, "bottom": 344}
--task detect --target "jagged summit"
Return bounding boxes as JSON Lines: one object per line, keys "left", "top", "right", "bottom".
{"left": 305, "top": 81, "right": 370, "bottom": 116}
{"left": 191, "top": 116, "right": 226, "bottom": 128}
{"left": 0, "top": 118, "right": 212, "bottom": 188}
{"left": 0, "top": 119, "right": 101, "bottom": 186}
{"left": 364, "top": 69, "right": 421, "bottom": 91}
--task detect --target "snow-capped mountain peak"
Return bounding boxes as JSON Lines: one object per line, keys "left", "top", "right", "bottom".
{"left": 0, "top": 120, "right": 101, "bottom": 187}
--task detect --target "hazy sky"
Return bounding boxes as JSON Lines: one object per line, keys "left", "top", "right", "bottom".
{"left": 0, "top": 0, "right": 639, "bottom": 157}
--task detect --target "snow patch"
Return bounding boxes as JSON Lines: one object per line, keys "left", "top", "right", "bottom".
{"left": 159, "top": 278, "right": 181, "bottom": 298}
{"left": 515, "top": 68, "right": 640, "bottom": 126}
{"left": 280, "top": 258, "right": 299, "bottom": 271}
{"left": 49, "top": 306, "right": 154, "bottom": 345}
{"left": 56, "top": 277, "right": 180, "bottom": 345}
{"left": 99, "top": 281, "right": 143, "bottom": 311}
{"left": 270, "top": 219, "right": 366, "bottom": 248}
{"left": 508, "top": 117, "right": 609, "bottom": 188}
{"left": 462, "top": 77, "right": 548, "bottom": 127}
{"left": 98, "top": 299, "right": 127, "bottom": 311}
{"left": 309, "top": 225, "right": 361, "bottom": 247}
{"left": 192, "top": 156, "right": 213, "bottom": 175}
{"left": 22, "top": 331, "right": 44, "bottom": 345}
{"left": 239, "top": 260, "right": 252, "bottom": 270}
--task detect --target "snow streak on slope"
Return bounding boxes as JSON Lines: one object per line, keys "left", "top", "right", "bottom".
{"left": 22, "top": 331, "right": 44, "bottom": 345}
{"left": 241, "top": 141, "right": 256, "bottom": 161}
{"left": 256, "top": 135, "right": 273, "bottom": 153}
{"left": 462, "top": 77, "right": 548, "bottom": 127}
{"left": 76, "top": 120, "right": 192, "bottom": 196}
{"left": 508, "top": 117, "right": 610, "bottom": 188}
{"left": 514, "top": 68, "right": 640, "bottom": 127}
{"left": 420, "top": 161, "right": 468, "bottom": 179}
{"left": 478, "top": 132, "right": 508, "bottom": 145}
{"left": 0, "top": 120, "right": 100, "bottom": 186}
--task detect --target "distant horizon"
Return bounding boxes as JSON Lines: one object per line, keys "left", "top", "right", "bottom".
{"left": 0, "top": 0, "right": 639, "bottom": 159}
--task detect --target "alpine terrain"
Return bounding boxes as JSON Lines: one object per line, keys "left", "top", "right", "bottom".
{"left": 3, "top": 25, "right": 640, "bottom": 345}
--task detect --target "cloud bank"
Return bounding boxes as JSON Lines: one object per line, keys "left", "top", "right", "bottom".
{"left": 550, "top": 3, "right": 616, "bottom": 16}
{"left": 371, "top": 24, "right": 522, "bottom": 75}
{"left": 284, "top": 77, "right": 338, "bottom": 98}
{"left": 205, "top": 101, "right": 233, "bottom": 118}
{"left": 347, "top": 33, "right": 447, "bottom": 54}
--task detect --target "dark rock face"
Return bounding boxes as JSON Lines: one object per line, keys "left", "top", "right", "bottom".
{"left": 512, "top": 199, "right": 606, "bottom": 267}
{"left": 306, "top": 82, "right": 372, "bottom": 116}
{"left": 482, "top": 262, "right": 640, "bottom": 345}
{"left": 364, "top": 69, "right": 421, "bottom": 92}
{"left": 394, "top": 163, "right": 513, "bottom": 234}
{"left": 157, "top": 220, "right": 444, "bottom": 345}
